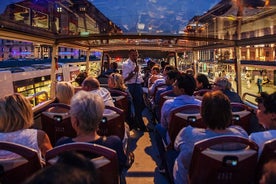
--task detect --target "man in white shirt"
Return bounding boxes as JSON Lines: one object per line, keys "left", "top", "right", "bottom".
{"left": 122, "top": 49, "right": 148, "bottom": 132}
{"left": 82, "top": 76, "right": 114, "bottom": 107}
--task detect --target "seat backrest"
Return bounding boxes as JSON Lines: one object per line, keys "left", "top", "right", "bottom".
{"left": 40, "top": 103, "right": 76, "bottom": 146}
{"left": 157, "top": 90, "right": 175, "bottom": 120}
{"left": 45, "top": 142, "right": 119, "bottom": 184}
{"left": 256, "top": 138, "right": 276, "bottom": 182}
{"left": 153, "top": 83, "right": 167, "bottom": 97}
{"left": 97, "top": 106, "right": 125, "bottom": 140}
{"left": 109, "top": 89, "right": 129, "bottom": 117}
{"left": 189, "top": 136, "right": 258, "bottom": 184}
{"left": 193, "top": 89, "right": 212, "bottom": 100}
{"left": 231, "top": 103, "right": 253, "bottom": 134}
{"left": 193, "top": 89, "right": 212, "bottom": 96}
{"left": 0, "top": 141, "right": 42, "bottom": 184}
{"left": 168, "top": 104, "right": 204, "bottom": 147}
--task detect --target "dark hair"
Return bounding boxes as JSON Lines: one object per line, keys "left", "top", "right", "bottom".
{"left": 256, "top": 92, "right": 276, "bottom": 114}
{"left": 196, "top": 73, "right": 211, "bottom": 90}
{"left": 75, "top": 72, "right": 88, "bottom": 86}
{"left": 164, "top": 65, "right": 175, "bottom": 72}
{"left": 167, "top": 70, "right": 180, "bottom": 80}
{"left": 24, "top": 152, "right": 98, "bottom": 184}
{"left": 110, "top": 62, "right": 118, "bottom": 70}
{"left": 175, "top": 73, "right": 196, "bottom": 96}
{"left": 201, "top": 90, "right": 232, "bottom": 129}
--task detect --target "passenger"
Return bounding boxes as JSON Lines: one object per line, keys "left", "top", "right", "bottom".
{"left": 55, "top": 91, "right": 127, "bottom": 173}
{"left": 55, "top": 81, "right": 74, "bottom": 105}
{"left": 49, "top": 81, "right": 74, "bottom": 113}
{"left": 103, "top": 61, "right": 119, "bottom": 76}
{"left": 24, "top": 152, "right": 98, "bottom": 184}
{"left": 108, "top": 72, "right": 135, "bottom": 129}
{"left": 173, "top": 91, "right": 248, "bottom": 184}
{"left": 75, "top": 71, "right": 88, "bottom": 86}
{"left": 82, "top": 76, "right": 114, "bottom": 107}
{"left": 194, "top": 73, "right": 212, "bottom": 90}
{"left": 143, "top": 60, "right": 157, "bottom": 87}
{"left": 108, "top": 72, "right": 128, "bottom": 92}
{"left": 0, "top": 93, "right": 52, "bottom": 159}
{"left": 154, "top": 73, "right": 201, "bottom": 173}
{"left": 154, "top": 70, "right": 180, "bottom": 120}
{"left": 148, "top": 65, "right": 162, "bottom": 88}
{"left": 122, "top": 49, "right": 148, "bottom": 132}
{"left": 249, "top": 92, "right": 276, "bottom": 156}
{"left": 259, "top": 159, "right": 276, "bottom": 184}
{"left": 148, "top": 64, "right": 175, "bottom": 96}
{"left": 213, "top": 77, "right": 243, "bottom": 103}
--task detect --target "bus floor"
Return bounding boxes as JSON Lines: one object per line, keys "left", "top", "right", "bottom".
{"left": 125, "top": 113, "right": 170, "bottom": 184}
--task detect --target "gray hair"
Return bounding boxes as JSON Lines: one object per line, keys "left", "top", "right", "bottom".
{"left": 70, "top": 91, "right": 104, "bottom": 132}
{"left": 215, "top": 77, "right": 231, "bottom": 90}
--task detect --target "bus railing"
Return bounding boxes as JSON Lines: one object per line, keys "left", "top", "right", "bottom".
{"left": 242, "top": 92, "right": 259, "bottom": 111}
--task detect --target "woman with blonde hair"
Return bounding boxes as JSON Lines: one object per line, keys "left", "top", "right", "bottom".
{"left": 108, "top": 72, "right": 127, "bottom": 91}
{"left": 55, "top": 81, "right": 75, "bottom": 105}
{"left": 0, "top": 93, "right": 52, "bottom": 159}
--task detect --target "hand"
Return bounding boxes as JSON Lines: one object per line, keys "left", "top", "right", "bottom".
{"left": 134, "top": 65, "right": 139, "bottom": 72}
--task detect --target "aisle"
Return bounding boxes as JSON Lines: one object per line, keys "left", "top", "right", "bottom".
{"left": 125, "top": 129, "right": 170, "bottom": 184}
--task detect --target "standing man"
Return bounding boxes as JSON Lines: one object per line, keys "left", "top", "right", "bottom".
{"left": 122, "top": 49, "right": 148, "bottom": 132}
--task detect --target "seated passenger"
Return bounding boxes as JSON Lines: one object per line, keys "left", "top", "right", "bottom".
{"left": 154, "top": 70, "right": 180, "bottom": 121}
{"left": 75, "top": 71, "right": 88, "bottom": 86}
{"left": 154, "top": 73, "right": 201, "bottom": 172}
{"left": 82, "top": 76, "right": 115, "bottom": 107}
{"left": 213, "top": 77, "right": 243, "bottom": 103}
{"left": 148, "top": 65, "right": 162, "bottom": 88}
{"left": 249, "top": 92, "right": 276, "bottom": 156}
{"left": 103, "top": 62, "right": 119, "bottom": 76}
{"left": 148, "top": 65, "right": 175, "bottom": 96}
{"left": 0, "top": 93, "right": 52, "bottom": 159}
{"left": 55, "top": 91, "right": 127, "bottom": 173}
{"left": 108, "top": 72, "right": 135, "bottom": 129}
{"left": 194, "top": 73, "right": 212, "bottom": 91}
{"left": 173, "top": 91, "right": 248, "bottom": 184}
{"left": 50, "top": 81, "right": 74, "bottom": 113}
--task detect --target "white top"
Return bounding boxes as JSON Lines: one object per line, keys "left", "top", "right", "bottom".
{"left": 122, "top": 58, "right": 143, "bottom": 84}
{"left": 249, "top": 130, "right": 276, "bottom": 157}
{"left": 90, "top": 87, "right": 115, "bottom": 107}
{"left": 0, "top": 129, "right": 41, "bottom": 159}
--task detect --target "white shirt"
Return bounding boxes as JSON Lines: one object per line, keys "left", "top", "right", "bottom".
{"left": 122, "top": 58, "right": 143, "bottom": 84}
{"left": 90, "top": 87, "right": 115, "bottom": 107}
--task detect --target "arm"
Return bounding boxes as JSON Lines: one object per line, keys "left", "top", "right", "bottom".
{"left": 37, "top": 130, "right": 53, "bottom": 157}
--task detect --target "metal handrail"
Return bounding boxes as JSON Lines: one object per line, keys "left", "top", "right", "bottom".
{"left": 242, "top": 92, "right": 259, "bottom": 111}
{"left": 26, "top": 91, "right": 49, "bottom": 101}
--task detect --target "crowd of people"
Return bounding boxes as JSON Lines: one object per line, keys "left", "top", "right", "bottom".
{"left": 0, "top": 49, "right": 275, "bottom": 184}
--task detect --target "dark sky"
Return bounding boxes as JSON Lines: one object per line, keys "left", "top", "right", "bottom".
{"left": 90, "top": 0, "right": 221, "bottom": 34}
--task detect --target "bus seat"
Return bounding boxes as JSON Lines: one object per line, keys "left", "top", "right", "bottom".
{"left": 256, "top": 138, "right": 276, "bottom": 182}
{"left": 189, "top": 136, "right": 258, "bottom": 184}
{"left": 0, "top": 141, "right": 42, "bottom": 184}
{"left": 41, "top": 103, "right": 76, "bottom": 146}
{"left": 231, "top": 103, "right": 253, "bottom": 134}
{"left": 167, "top": 104, "right": 203, "bottom": 149}
{"left": 109, "top": 89, "right": 129, "bottom": 118}
{"left": 45, "top": 142, "right": 119, "bottom": 184}
{"left": 97, "top": 106, "right": 125, "bottom": 141}
{"left": 157, "top": 90, "right": 175, "bottom": 121}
